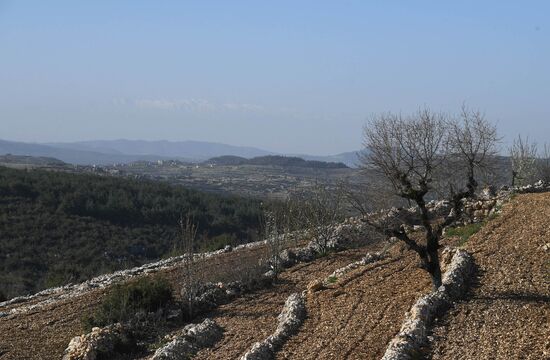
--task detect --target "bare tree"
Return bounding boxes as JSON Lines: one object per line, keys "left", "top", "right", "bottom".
{"left": 537, "top": 143, "right": 550, "bottom": 183}
{"left": 261, "top": 206, "right": 284, "bottom": 278}
{"left": 510, "top": 135, "right": 538, "bottom": 186}
{"left": 179, "top": 214, "right": 201, "bottom": 319}
{"left": 299, "top": 185, "right": 344, "bottom": 255}
{"left": 361, "top": 107, "right": 497, "bottom": 290}
{"left": 448, "top": 106, "right": 499, "bottom": 196}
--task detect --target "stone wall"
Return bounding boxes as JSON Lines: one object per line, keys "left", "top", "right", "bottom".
{"left": 380, "top": 248, "right": 475, "bottom": 360}
{"left": 152, "top": 318, "right": 223, "bottom": 360}
{"left": 240, "top": 292, "right": 307, "bottom": 360}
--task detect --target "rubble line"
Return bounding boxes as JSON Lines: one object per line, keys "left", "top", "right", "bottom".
{"left": 380, "top": 247, "right": 475, "bottom": 360}
{"left": 240, "top": 292, "right": 307, "bottom": 360}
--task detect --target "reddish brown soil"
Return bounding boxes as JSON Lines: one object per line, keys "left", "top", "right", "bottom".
{"left": 3, "top": 193, "right": 547, "bottom": 360}
{"left": 192, "top": 246, "right": 380, "bottom": 360}
{"left": 430, "top": 193, "right": 550, "bottom": 360}
{"left": 0, "top": 244, "right": 270, "bottom": 360}
{"left": 0, "top": 241, "right": 379, "bottom": 360}
{"left": 277, "top": 250, "right": 432, "bottom": 360}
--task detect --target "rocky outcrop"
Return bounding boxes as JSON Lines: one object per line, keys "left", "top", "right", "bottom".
{"left": 152, "top": 318, "right": 223, "bottom": 360}
{"left": 62, "top": 323, "right": 131, "bottom": 360}
{"left": 240, "top": 292, "right": 306, "bottom": 360}
{"left": 381, "top": 247, "right": 475, "bottom": 360}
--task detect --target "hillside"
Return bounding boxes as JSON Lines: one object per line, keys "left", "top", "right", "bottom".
{"left": 0, "top": 191, "right": 547, "bottom": 359}
{"left": 0, "top": 166, "right": 262, "bottom": 298}
{"left": 430, "top": 192, "right": 549, "bottom": 359}
{"left": 48, "top": 139, "right": 274, "bottom": 161}
{"left": 1, "top": 138, "right": 363, "bottom": 167}
{"left": 0, "top": 139, "right": 193, "bottom": 165}
{"left": 206, "top": 155, "right": 348, "bottom": 169}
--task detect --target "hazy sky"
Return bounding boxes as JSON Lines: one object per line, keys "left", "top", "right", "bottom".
{"left": 1, "top": 1, "right": 549, "bottom": 155}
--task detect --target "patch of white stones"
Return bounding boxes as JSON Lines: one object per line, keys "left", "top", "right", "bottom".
{"left": 62, "top": 323, "right": 129, "bottom": 360}
{"left": 0, "top": 240, "right": 268, "bottom": 317}
{"left": 152, "top": 318, "right": 223, "bottom": 360}
{"left": 380, "top": 247, "right": 475, "bottom": 360}
{"left": 326, "top": 251, "right": 384, "bottom": 282}
{"left": 240, "top": 292, "right": 307, "bottom": 360}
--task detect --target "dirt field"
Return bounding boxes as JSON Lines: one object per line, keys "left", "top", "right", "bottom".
{"left": 277, "top": 250, "right": 431, "bottom": 360}
{"left": 0, "top": 244, "right": 271, "bottom": 360}
{"left": 0, "top": 240, "right": 380, "bottom": 360}
{"left": 192, "top": 246, "right": 381, "bottom": 360}
{"left": 430, "top": 193, "right": 550, "bottom": 360}
{"left": 1, "top": 192, "right": 547, "bottom": 360}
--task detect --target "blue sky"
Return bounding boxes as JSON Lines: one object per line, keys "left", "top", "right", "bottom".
{"left": 0, "top": 1, "right": 549, "bottom": 155}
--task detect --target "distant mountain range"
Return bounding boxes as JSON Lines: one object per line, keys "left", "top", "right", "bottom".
{"left": 0, "top": 139, "right": 363, "bottom": 167}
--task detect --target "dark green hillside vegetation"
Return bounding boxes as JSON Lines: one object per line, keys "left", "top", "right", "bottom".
{"left": 248, "top": 155, "right": 348, "bottom": 168}
{"left": 0, "top": 166, "right": 262, "bottom": 298}
{"left": 206, "top": 155, "right": 348, "bottom": 169}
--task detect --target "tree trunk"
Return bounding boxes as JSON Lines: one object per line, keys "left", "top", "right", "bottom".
{"left": 428, "top": 251, "right": 442, "bottom": 291}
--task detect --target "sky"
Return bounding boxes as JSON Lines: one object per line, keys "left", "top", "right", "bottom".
{"left": 0, "top": 1, "right": 549, "bottom": 155}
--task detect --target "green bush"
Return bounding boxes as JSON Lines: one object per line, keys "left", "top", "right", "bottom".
{"left": 83, "top": 276, "right": 173, "bottom": 330}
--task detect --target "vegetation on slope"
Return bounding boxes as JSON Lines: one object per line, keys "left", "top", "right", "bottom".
{"left": 206, "top": 155, "right": 348, "bottom": 169}
{"left": 0, "top": 166, "right": 263, "bottom": 298}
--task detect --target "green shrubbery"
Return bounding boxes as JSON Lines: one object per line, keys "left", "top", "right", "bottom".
{"left": 83, "top": 276, "right": 173, "bottom": 331}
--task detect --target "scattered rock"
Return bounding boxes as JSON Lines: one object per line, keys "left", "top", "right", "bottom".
{"left": 152, "top": 318, "right": 223, "bottom": 360}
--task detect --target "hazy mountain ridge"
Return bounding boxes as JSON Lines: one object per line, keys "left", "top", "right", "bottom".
{"left": 0, "top": 139, "right": 192, "bottom": 165}
{"left": 1, "top": 139, "right": 362, "bottom": 167}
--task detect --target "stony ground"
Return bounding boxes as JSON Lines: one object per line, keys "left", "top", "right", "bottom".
{"left": 0, "top": 244, "right": 271, "bottom": 360}
{"left": 277, "top": 249, "right": 431, "bottom": 360}
{"left": 191, "top": 247, "right": 379, "bottom": 360}
{"left": 430, "top": 192, "right": 550, "bottom": 360}
{"left": 1, "top": 192, "right": 548, "bottom": 360}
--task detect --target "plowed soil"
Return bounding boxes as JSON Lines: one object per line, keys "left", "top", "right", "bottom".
{"left": 0, "top": 244, "right": 271, "bottom": 360}
{"left": 277, "top": 250, "right": 431, "bottom": 360}
{"left": 2, "top": 192, "right": 547, "bottom": 360}
{"left": 192, "top": 246, "right": 383, "bottom": 360}
{"left": 430, "top": 193, "right": 550, "bottom": 360}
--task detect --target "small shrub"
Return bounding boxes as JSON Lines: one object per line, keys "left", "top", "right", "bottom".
{"left": 445, "top": 223, "right": 483, "bottom": 247}
{"left": 327, "top": 276, "right": 338, "bottom": 284}
{"left": 83, "top": 276, "right": 173, "bottom": 330}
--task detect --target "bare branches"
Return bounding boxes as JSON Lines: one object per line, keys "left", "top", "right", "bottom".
{"left": 361, "top": 108, "right": 449, "bottom": 201}
{"left": 510, "top": 135, "right": 538, "bottom": 186}
{"left": 360, "top": 105, "right": 499, "bottom": 290}
{"left": 448, "top": 106, "right": 499, "bottom": 195}
{"left": 298, "top": 185, "right": 344, "bottom": 254}
{"left": 179, "top": 214, "right": 201, "bottom": 318}
{"left": 538, "top": 143, "right": 550, "bottom": 183}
